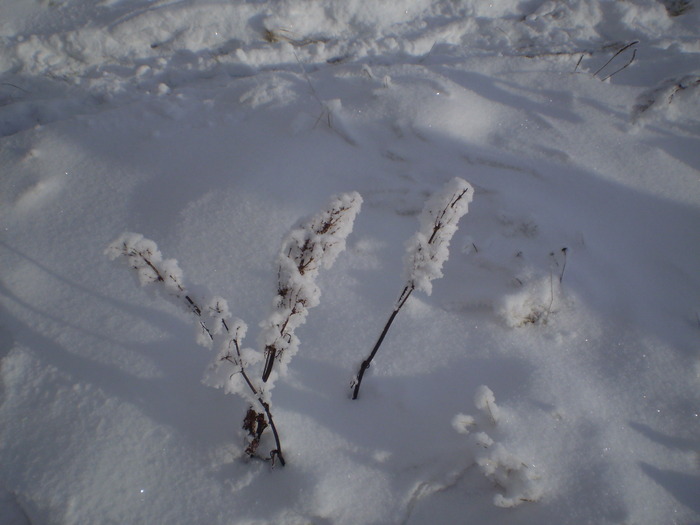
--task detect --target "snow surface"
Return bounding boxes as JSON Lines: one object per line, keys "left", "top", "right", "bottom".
{"left": 1, "top": 0, "right": 700, "bottom": 524}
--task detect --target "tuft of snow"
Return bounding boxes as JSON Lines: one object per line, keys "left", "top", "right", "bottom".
{"left": 451, "top": 413, "right": 475, "bottom": 434}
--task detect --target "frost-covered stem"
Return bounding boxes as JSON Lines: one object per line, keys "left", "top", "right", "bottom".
{"left": 426, "top": 188, "right": 469, "bottom": 244}
{"left": 261, "top": 192, "right": 362, "bottom": 383}
{"left": 352, "top": 178, "right": 473, "bottom": 399}
{"left": 124, "top": 242, "right": 207, "bottom": 324}
{"left": 352, "top": 284, "right": 413, "bottom": 399}
{"left": 221, "top": 327, "right": 286, "bottom": 466}
{"left": 106, "top": 233, "right": 286, "bottom": 465}
{"left": 260, "top": 401, "right": 285, "bottom": 466}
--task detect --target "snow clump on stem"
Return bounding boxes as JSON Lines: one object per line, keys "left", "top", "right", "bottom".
{"left": 404, "top": 177, "right": 474, "bottom": 295}
{"left": 454, "top": 386, "right": 542, "bottom": 507}
{"left": 261, "top": 191, "right": 363, "bottom": 384}
{"left": 105, "top": 233, "right": 286, "bottom": 465}
{"left": 351, "top": 177, "right": 474, "bottom": 399}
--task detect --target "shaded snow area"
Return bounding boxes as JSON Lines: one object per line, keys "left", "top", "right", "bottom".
{"left": 2, "top": 0, "right": 700, "bottom": 523}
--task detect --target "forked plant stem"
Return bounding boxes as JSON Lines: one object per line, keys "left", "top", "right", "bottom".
{"left": 129, "top": 246, "right": 286, "bottom": 465}
{"left": 226, "top": 335, "right": 286, "bottom": 466}
{"left": 593, "top": 41, "right": 638, "bottom": 78}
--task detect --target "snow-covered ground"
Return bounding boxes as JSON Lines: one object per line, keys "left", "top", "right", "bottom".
{"left": 1, "top": 1, "right": 699, "bottom": 523}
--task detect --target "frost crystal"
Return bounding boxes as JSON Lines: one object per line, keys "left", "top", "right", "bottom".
{"left": 404, "top": 177, "right": 474, "bottom": 295}
{"left": 105, "top": 233, "right": 187, "bottom": 306}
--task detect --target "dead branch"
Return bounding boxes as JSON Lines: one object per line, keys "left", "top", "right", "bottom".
{"left": 593, "top": 41, "right": 638, "bottom": 79}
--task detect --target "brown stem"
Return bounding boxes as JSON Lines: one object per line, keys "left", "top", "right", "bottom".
{"left": 262, "top": 300, "right": 302, "bottom": 382}
{"left": 143, "top": 259, "right": 165, "bottom": 282}
{"left": 261, "top": 346, "right": 277, "bottom": 383}
{"left": 225, "top": 326, "right": 286, "bottom": 465}
{"left": 352, "top": 285, "right": 414, "bottom": 399}
{"left": 260, "top": 401, "right": 286, "bottom": 466}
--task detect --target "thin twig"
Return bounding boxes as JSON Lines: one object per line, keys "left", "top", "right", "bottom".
{"left": 593, "top": 41, "right": 638, "bottom": 78}
{"left": 352, "top": 285, "right": 414, "bottom": 399}
{"left": 559, "top": 247, "right": 568, "bottom": 283}
{"left": 352, "top": 181, "right": 472, "bottom": 399}
{"left": 668, "top": 77, "right": 700, "bottom": 104}
{"left": 264, "top": 28, "right": 329, "bottom": 47}
{"left": 418, "top": 41, "right": 438, "bottom": 63}
{"left": 601, "top": 48, "right": 637, "bottom": 81}
{"left": 294, "top": 50, "right": 338, "bottom": 134}
{"left": 544, "top": 270, "right": 555, "bottom": 323}
{"left": 0, "top": 82, "right": 29, "bottom": 93}
{"left": 294, "top": 51, "right": 322, "bottom": 106}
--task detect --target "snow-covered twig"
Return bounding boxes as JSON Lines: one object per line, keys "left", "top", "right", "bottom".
{"left": 634, "top": 75, "right": 700, "bottom": 117}
{"left": 260, "top": 192, "right": 363, "bottom": 383}
{"left": 352, "top": 178, "right": 474, "bottom": 399}
{"left": 106, "top": 233, "right": 286, "bottom": 465}
{"left": 453, "top": 386, "right": 542, "bottom": 507}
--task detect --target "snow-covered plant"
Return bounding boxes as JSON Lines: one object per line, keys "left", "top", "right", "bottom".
{"left": 476, "top": 442, "right": 541, "bottom": 508}
{"left": 452, "top": 386, "right": 542, "bottom": 508}
{"left": 351, "top": 177, "right": 474, "bottom": 399}
{"left": 498, "top": 248, "right": 567, "bottom": 327}
{"left": 105, "top": 233, "right": 286, "bottom": 465}
{"left": 633, "top": 74, "right": 700, "bottom": 120}
{"left": 260, "top": 191, "right": 363, "bottom": 383}
{"left": 106, "top": 193, "right": 362, "bottom": 465}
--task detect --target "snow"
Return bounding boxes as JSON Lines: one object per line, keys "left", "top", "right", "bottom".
{"left": 1, "top": 0, "right": 699, "bottom": 524}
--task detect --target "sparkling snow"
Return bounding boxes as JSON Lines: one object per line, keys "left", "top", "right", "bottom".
{"left": 1, "top": 1, "right": 699, "bottom": 524}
